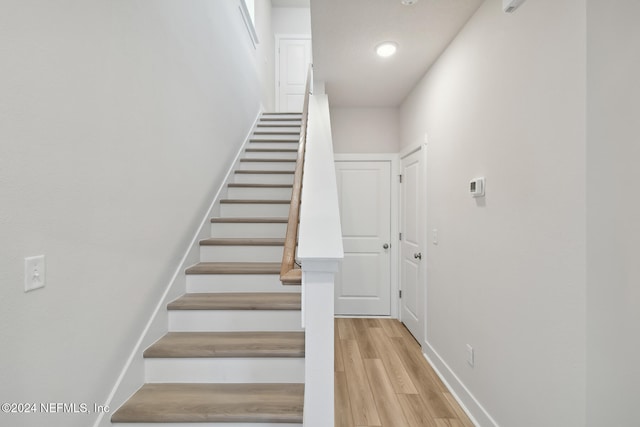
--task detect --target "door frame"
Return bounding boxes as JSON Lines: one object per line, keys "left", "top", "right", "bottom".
{"left": 274, "top": 34, "right": 312, "bottom": 112}
{"left": 334, "top": 153, "right": 400, "bottom": 319}
{"left": 399, "top": 143, "right": 428, "bottom": 345}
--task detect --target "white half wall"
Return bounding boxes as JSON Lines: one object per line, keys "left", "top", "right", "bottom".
{"left": 330, "top": 107, "right": 400, "bottom": 153}
{"left": 586, "top": 1, "right": 640, "bottom": 425}
{"left": 0, "top": 1, "right": 265, "bottom": 426}
{"left": 400, "top": 0, "right": 586, "bottom": 425}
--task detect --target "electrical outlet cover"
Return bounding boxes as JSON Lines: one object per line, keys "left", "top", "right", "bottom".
{"left": 24, "top": 255, "right": 46, "bottom": 292}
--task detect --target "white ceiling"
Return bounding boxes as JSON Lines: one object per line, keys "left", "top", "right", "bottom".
{"left": 310, "top": 0, "right": 484, "bottom": 107}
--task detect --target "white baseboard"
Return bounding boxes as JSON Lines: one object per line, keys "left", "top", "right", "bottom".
{"left": 422, "top": 340, "right": 500, "bottom": 427}
{"left": 93, "top": 110, "right": 262, "bottom": 427}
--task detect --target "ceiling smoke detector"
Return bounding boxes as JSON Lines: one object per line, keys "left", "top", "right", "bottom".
{"left": 375, "top": 42, "right": 398, "bottom": 58}
{"left": 401, "top": 0, "right": 418, "bottom": 5}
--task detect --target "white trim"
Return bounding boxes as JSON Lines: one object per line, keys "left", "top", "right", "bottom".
{"left": 92, "top": 111, "right": 262, "bottom": 427}
{"left": 398, "top": 145, "right": 428, "bottom": 343}
{"left": 239, "top": 0, "right": 259, "bottom": 48}
{"left": 422, "top": 342, "right": 499, "bottom": 427}
{"left": 334, "top": 153, "right": 398, "bottom": 161}
{"left": 334, "top": 153, "right": 400, "bottom": 319}
{"left": 399, "top": 141, "right": 424, "bottom": 160}
{"left": 334, "top": 315, "right": 395, "bottom": 319}
{"left": 275, "top": 34, "right": 312, "bottom": 112}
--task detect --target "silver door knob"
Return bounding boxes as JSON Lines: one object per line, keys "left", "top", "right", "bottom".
{"left": 414, "top": 252, "right": 422, "bottom": 260}
{"left": 383, "top": 243, "right": 389, "bottom": 249}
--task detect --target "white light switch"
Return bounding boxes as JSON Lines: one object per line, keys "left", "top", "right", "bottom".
{"left": 432, "top": 229, "right": 439, "bottom": 245}
{"left": 24, "top": 255, "right": 46, "bottom": 292}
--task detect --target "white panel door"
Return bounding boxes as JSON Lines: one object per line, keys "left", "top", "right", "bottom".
{"left": 277, "top": 38, "right": 312, "bottom": 112}
{"left": 400, "top": 149, "right": 425, "bottom": 342}
{"left": 334, "top": 161, "right": 392, "bottom": 315}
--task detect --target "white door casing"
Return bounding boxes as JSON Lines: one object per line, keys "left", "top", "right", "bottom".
{"left": 334, "top": 161, "right": 392, "bottom": 316}
{"left": 276, "top": 36, "right": 312, "bottom": 112}
{"left": 400, "top": 148, "right": 425, "bottom": 343}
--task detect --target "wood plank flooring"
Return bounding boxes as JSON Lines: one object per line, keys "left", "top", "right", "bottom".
{"left": 335, "top": 318, "right": 474, "bottom": 427}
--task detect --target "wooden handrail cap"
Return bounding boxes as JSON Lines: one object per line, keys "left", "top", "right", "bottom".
{"left": 280, "top": 269, "right": 302, "bottom": 285}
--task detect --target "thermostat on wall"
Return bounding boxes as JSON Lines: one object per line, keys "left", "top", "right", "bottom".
{"left": 470, "top": 177, "right": 485, "bottom": 197}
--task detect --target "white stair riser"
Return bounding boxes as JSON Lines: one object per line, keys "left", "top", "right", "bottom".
{"left": 169, "top": 310, "right": 302, "bottom": 332}
{"left": 258, "top": 115, "right": 302, "bottom": 123}
{"left": 200, "top": 245, "right": 283, "bottom": 263}
{"left": 258, "top": 120, "right": 301, "bottom": 126}
{"left": 254, "top": 126, "right": 301, "bottom": 133}
{"left": 186, "top": 274, "right": 299, "bottom": 293}
{"left": 220, "top": 203, "right": 290, "bottom": 217}
{"left": 227, "top": 186, "right": 292, "bottom": 200}
{"left": 145, "top": 358, "right": 304, "bottom": 383}
{"left": 115, "top": 423, "right": 302, "bottom": 427}
{"left": 251, "top": 134, "right": 299, "bottom": 142}
{"left": 210, "top": 222, "right": 287, "bottom": 238}
{"left": 248, "top": 142, "right": 299, "bottom": 150}
{"left": 238, "top": 161, "right": 296, "bottom": 171}
{"left": 234, "top": 173, "right": 294, "bottom": 185}
{"left": 243, "top": 151, "right": 298, "bottom": 160}
{"left": 261, "top": 114, "right": 302, "bottom": 120}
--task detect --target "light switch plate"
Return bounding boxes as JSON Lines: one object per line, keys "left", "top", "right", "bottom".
{"left": 24, "top": 255, "right": 46, "bottom": 292}
{"left": 466, "top": 344, "right": 474, "bottom": 367}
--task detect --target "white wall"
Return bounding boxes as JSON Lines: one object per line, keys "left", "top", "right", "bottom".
{"left": 330, "top": 107, "right": 399, "bottom": 153}
{"left": 0, "top": 1, "right": 265, "bottom": 426}
{"left": 586, "top": 1, "right": 640, "bottom": 425}
{"left": 272, "top": 6, "right": 311, "bottom": 35}
{"left": 400, "top": 0, "right": 586, "bottom": 425}
{"left": 254, "top": 0, "right": 276, "bottom": 110}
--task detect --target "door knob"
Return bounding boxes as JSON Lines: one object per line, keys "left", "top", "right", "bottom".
{"left": 383, "top": 243, "right": 389, "bottom": 249}
{"left": 414, "top": 252, "right": 422, "bottom": 260}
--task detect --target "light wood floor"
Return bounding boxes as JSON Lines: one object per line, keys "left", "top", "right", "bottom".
{"left": 335, "top": 318, "right": 475, "bottom": 427}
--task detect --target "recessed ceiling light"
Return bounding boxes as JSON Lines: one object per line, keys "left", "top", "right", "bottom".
{"left": 375, "top": 42, "right": 397, "bottom": 58}
{"left": 401, "top": 0, "right": 418, "bottom": 5}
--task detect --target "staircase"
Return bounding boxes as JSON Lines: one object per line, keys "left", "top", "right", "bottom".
{"left": 111, "top": 113, "right": 305, "bottom": 426}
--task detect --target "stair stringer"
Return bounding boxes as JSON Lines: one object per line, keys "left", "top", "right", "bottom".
{"left": 93, "top": 111, "right": 263, "bottom": 427}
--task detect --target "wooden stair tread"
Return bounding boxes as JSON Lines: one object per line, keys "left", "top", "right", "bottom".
{"left": 220, "top": 199, "right": 290, "bottom": 204}
{"left": 250, "top": 139, "right": 299, "bottom": 143}
{"left": 111, "top": 383, "right": 304, "bottom": 423}
{"left": 228, "top": 183, "right": 293, "bottom": 188}
{"left": 168, "top": 293, "right": 301, "bottom": 310}
{"left": 254, "top": 131, "right": 300, "bottom": 135}
{"left": 246, "top": 148, "right": 298, "bottom": 152}
{"left": 260, "top": 117, "right": 302, "bottom": 121}
{"left": 262, "top": 112, "right": 302, "bottom": 115}
{"left": 210, "top": 217, "right": 288, "bottom": 223}
{"left": 200, "top": 237, "right": 285, "bottom": 246}
{"left": 144, "top": 331, "right": 304, "bottom": 358}
{"left": 186, "top": 262, "right": 281, "bottom": 275}
{"left": 235, "top": 169, "right": 295, "bottom": 174}
{"left": 257, "top": 124, "right": 302, "bottom": 128}
{"left": 240, "top": 158, "right": 297, "bottom": 162}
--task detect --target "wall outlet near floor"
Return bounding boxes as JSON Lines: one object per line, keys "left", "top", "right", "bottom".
{"left": 24, "top": 255, "right": 46, "bottom": 292}
{"left": 466, "top": 344, "right": 474, "bottom": 367}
